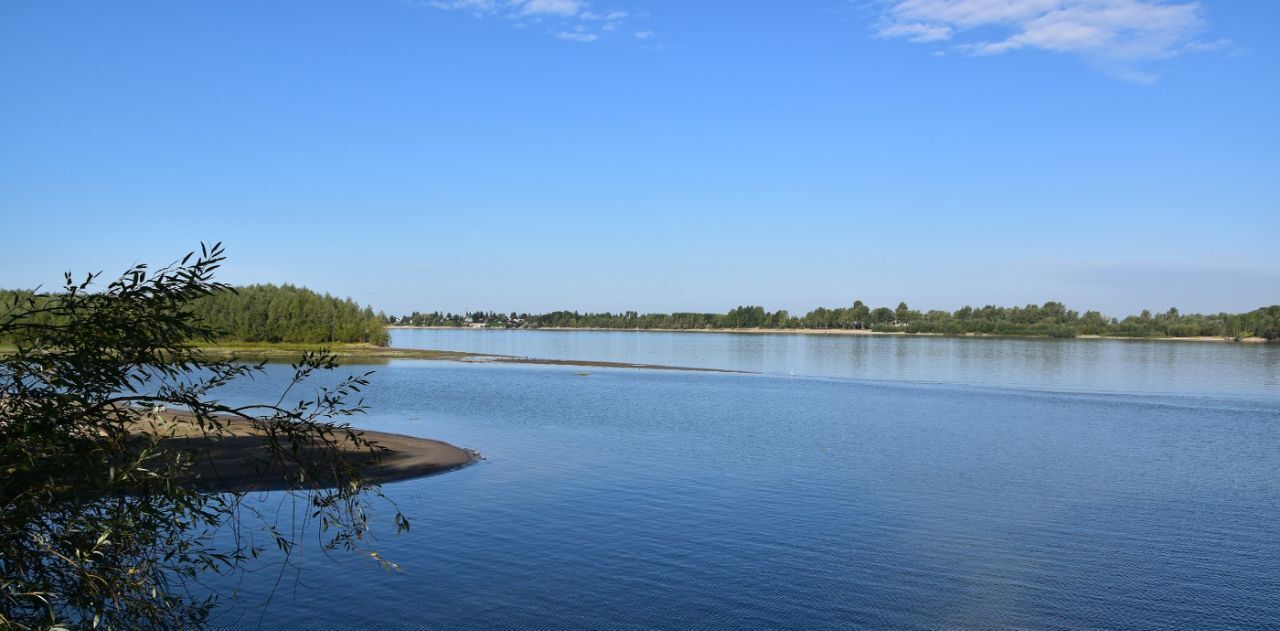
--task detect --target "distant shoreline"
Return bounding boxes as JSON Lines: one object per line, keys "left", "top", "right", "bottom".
{"left": 387, "top": 325, "right": 1270, "bottom": 344}
{"left": 4, "top": 330, "right": 1266, "bottom": 378}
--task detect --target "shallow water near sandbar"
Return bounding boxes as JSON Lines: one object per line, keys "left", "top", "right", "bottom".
{"left": 206, "top": 332, "right": 1279, "bottom": 630}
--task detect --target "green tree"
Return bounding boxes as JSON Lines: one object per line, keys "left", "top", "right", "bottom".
{"left": 850, "top": 300, "right": 871, "bottom": 327}
{"left": 870, "top": 307, "right": 895, "bottom": 323}
{"left": 1, "top": 245, "right": 407, "bottom": 630}
{"left": 895, "top": 302, "right": 911, "bottom": 323}
{"left": 189, "top": 284, "right": 388, "bottom": 345}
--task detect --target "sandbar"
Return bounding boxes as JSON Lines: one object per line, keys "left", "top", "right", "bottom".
{"left": 135, "top": 410, "right": 478, "bottom": 493}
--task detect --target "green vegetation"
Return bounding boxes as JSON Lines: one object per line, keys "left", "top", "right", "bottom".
{"left": 1, "top": 283, "right": 389, "bottom": 347}
{"left": 392, "top": 302, "right": 1280, "bottom": 341}
{"left": 1, "top": 245, "right": 407, "bottom": 630}
{"left": 188, "top": 283, "right": 388, "bottom": 345}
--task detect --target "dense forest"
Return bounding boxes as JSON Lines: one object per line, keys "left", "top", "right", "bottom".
{"left": 190, "top": 284, "right": 389, "bottom": 345}
{"left": 2, "top": 284, "right": 389, "bottom": 346}
{"left": 389, "top": 302, "right": 1280, "bottom": 341}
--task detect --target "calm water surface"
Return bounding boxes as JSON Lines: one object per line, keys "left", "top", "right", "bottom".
{"left": 207, "top": 332, "right": 1279, "bottom": 630}
{"left": 393, "top": 328, "right": 1280, "bottom": 400}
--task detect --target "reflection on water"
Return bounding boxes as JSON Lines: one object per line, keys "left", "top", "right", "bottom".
{"left": 393, "top": 328, "right": 1280, "bottom": 400}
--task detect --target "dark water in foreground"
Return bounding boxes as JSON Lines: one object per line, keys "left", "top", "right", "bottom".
{"left": 207, "top": 333, "right": 1279, "bottom": 630}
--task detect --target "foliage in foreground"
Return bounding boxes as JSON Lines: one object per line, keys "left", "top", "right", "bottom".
{"left": 0, "top": 244, "right": 407, "bottom": 630}
{"left": 393, "top": 302, "right": 1280, "bottom": 340}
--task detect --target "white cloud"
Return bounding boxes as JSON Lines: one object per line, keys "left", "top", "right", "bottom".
{"left": 873, "top": 0, "right": 1225, "bottom": 82}
{"left": 423, "top": 0, "right": 498, "bottom": 12}
{"left": 419, "top": 0, "right": 639, "bottom": 43}
{"left": 522, "top": 0, "right": 584, "bottom": 17}
{"left": 877, "top": 21, "right": 953, "bottom": 43}
{"left": 554, "top": 30, "right": 599, "bottom": 42}
{"left": 581, "top": 9, "right": 627, "bottom": 20}
{"left": 633, "top": 30, "right": 655, "bottom": 40}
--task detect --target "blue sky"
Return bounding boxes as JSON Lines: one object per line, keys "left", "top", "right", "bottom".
{"left": 1, "top": 1, "right": 1276, "bottom": 316}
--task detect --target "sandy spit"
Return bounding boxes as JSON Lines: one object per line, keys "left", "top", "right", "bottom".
{"left": 135, "top": 410, "right": 478, "bottom": 493}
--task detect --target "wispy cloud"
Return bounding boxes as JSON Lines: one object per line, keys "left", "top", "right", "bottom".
{"left": 418, "top": 0, "right": 635, "bottom": 43}
{"left": 872, "top": 0, "right": 1228, "bottom": 83}
{"left": 522, "top": 0, "right": 586, "bottom": 17}
{"left": 554, "top": 27, "right": 599, "bottom": 42}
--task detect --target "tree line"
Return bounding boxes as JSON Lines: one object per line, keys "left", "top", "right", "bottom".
{"left": 2, "top": 283, "right": 390, "bottom": 346}
{"left": 389, "top": 302, "right": 1280, "bottom": 340}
